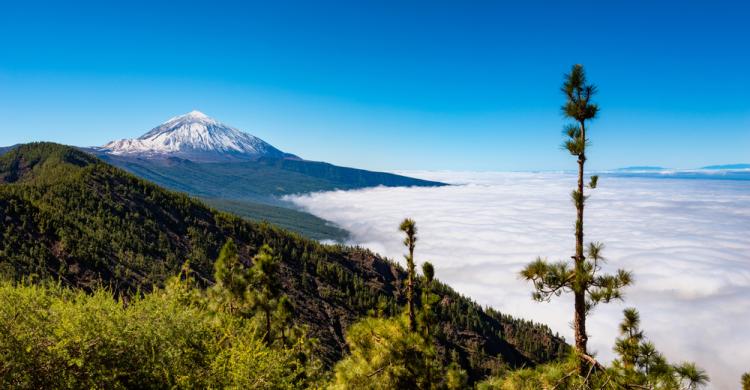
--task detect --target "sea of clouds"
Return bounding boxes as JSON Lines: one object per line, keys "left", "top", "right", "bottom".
{"left": 287, "top": 171, "right": 750, "bottom": 389}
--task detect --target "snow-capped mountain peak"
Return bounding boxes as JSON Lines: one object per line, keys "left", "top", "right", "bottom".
{"left": 184, "top": 110, "right": 208, "bottom": 119}
{"left": 101, "top": 111, "right": 294, "bottom": 162}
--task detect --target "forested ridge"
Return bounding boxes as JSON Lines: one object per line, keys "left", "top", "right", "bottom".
{"left": 0, "top": 142, "right": 566, "bottom": 385}
{"left": 86, "top": 148, "right": 445, "bottom": 241}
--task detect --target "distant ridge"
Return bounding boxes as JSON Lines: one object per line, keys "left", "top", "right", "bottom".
{"left": 0, "top": 145, "right": 19, "bottom": 156}
{"left": 700, "top": 163, "right": 750, "bottom": 170}
{"left": 615, "top": 166, "right": 666, "bottom": 171}
{"left": 613, "top": 164, "right": 750, "bottom": 172}
{"left": 607, "top": 164, "right": 750, "bottom": 182}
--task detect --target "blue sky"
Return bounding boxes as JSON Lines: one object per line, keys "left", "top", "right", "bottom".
{"left": 1, "top": 0, "right": 747, "bottom": 171}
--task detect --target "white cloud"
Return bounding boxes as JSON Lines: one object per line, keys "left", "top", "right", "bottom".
{"left": 287, "top": 172, "right": 750, "bottom": 389}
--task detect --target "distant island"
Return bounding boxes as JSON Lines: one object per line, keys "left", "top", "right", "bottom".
{"left": 615, "top": 164, "right": 750, "bottom": 171}
{"left": 700, "top": 163, "right": 750, "bottom": 170}
{"left": 615, "top": 166, "right": 667, "bottom": 171}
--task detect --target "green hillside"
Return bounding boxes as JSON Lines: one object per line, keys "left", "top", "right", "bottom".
{"left": 0, "top": 143, "right": 566, "bottom": 381}
{"left": 83, "top": 152, "right": 445, "bottom": 242}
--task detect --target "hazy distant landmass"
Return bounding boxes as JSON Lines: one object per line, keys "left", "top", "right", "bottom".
{"left": 608, "top": 166, "right": 750, "bottom": 181}
{"left": 615, "top": 166, "right": 667, "bottom": 171}
{"left": 615, "top": 164, "right": 750, "bottom": 171}
{"left": 0, "top": 145, "right": 18, "bottom": 156}
{"left": 700, "top": 163, "right": 750, "bottom": 170}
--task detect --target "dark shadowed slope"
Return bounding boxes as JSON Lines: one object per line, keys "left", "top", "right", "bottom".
{"left": 96, "top": 153, "right": 445, "bottom": 203}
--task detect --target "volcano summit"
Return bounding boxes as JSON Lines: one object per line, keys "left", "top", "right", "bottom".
{"left": 101, "top": 110, "right": 296, "bottom": 162}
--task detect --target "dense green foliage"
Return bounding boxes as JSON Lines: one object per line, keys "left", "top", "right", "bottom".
{"left": 0, "top": 278, "right": 315, "bottom": 389}
{"left": 743, "top": 371, "right": 750, "bottom": 390}
{"left": 0, "top": 142, "right": 567, "bottom": 383}
{"left": 331, "top": 315, "right": 466, "bottom": 390}
{"left": 609, "top": 308, "right": 708, "bottom": 389}
{"left": 332, "top": 255, "right": 471, "bottom": 390}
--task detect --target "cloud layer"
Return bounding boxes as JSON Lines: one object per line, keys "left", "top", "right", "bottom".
{"left": 288, "top": 172, "right": 750, "bottom": 389}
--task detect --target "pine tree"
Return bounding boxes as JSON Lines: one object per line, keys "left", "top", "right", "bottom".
{"left": 421, "top": 261, "right": 436, "bottom": 388}
{"left": 213, "top": 239, "right": 251, "bottom": 315}
{"left": 610, "top": 308, "right": 709, "bottom": 389}
{"left": 742, "top": 372, "right": 750, "bottom": 390}
{"left": 520, "top": 64, "right": 632, "bottom": 376}
{"left": 399, "top": 218, "right": 418, "bottom": 332}
{"left": 275, "top": 295, "right": 295, "bottom": 345}
{"left": 612, "top": 308, "right": 665, "bottom": 387}
{"left": 421, "top": 261, "right": 436, "bottom": 340}
{"left": 613, "top": 307, "right": 644, "bottom": 371}
{"left": 331, "top": 313, "right": 466, "bottom": 390}
{"left": 248, "top": 244, "right": 283, "bottom": 344}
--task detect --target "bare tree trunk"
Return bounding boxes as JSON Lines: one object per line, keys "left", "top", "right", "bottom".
{"left": 574, "top": 292, "right": 588, "bottom": 374}
{"left": 574, "top": 120, "right": 588, "bottom": 375}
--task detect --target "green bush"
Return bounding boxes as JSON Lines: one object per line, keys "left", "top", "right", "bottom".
{"left": 0, "top": 278, "right": 312, "bottom": 389}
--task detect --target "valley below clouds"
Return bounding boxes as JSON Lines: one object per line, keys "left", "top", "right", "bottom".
{"left": 288, "top": 171, "right": 750, "bottom": 389}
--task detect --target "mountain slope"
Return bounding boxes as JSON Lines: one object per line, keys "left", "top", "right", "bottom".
{"left": 0, "top": 143, "right": 348, "bottom": 241}
{"left": 100, "top": 154, "right": 444, "bottom": 203}
{"left": 88, "top": 111, "right": 445, "bottom": 240}
{"left": 201, "top": 197, "right": 349, "bottom": 242}
{"left": 0, "top": 145, "right": 18, "bottom": 157}
{"left": 95, "top": 152, "right": 442, "bottom": 241}
{"left": 94, "top": 111, "right": 445, "bottom": 195}
{"left": 0, "top": 142, "right": 566, "bottom": 379}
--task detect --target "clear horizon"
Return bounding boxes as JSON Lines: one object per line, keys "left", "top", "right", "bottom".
{"left": 1, "top": 1, "right": 748, "bottom": 171}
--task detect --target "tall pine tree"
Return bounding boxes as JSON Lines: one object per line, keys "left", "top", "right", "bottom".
{"left": 248, "top": 244, "right": 283, "bottom": 344}
{"left": 520, "top": 64, "right": 632, "bottom": 375}
{"left": 213, "top": 239, "right": 251, "bottom": 316}
{"left": 399, "top": 218, "right": 418, "bottom": 332}
{"left": 421, "top": 261, "right": 436, "bottom": 340}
